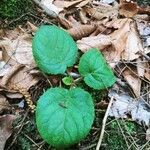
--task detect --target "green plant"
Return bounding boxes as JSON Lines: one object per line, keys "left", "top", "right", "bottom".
{"left": 32, "top": 25, "right": 116, "bottom": 148}
{"left": 32, "top": 25, "right": 78, "bottom": 74}
{"left": 36, "top": 87, "right": 94, "bottom": 148}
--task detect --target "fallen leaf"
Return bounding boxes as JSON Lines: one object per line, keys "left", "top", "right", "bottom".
{"left": 79, "top": 9, "right": 88, "bottom": 24}
{"left": 122, "top": 22, "right": 144, "bottom": 60}
{"left": 0, "top": 50, "right": 2, "bottom": 60}
{"left": 101, "top": 0, "right": 115, "bottom": 4}
{"left": 77, "top": 34, "right": 111, "bottom": 52}
{"left": 144, "top": 63, "right": 150, "bottom": 81}
{"left": 0, "top": 95, "right": 10, "bottom": 114}
{"left": 1, "top": 33, "right": 35, "bottom": 66}
{"left": 110, "top": 18, "right": 131, "bottom": 64}
{"left": 26, "top": 21, "right": 38, "bottom": 33}
{"left": 76, "top": 0, "right": 91, "bottom": 8}
{"left": 109, "top": 87, "right": 150, "bottom": 126}
{"left": 54, "top": 0, "right": 83, "bottom": 8}
{"left": 136, "top": 58, "right": 146, "bottom": 77}
{"left": 122, "top": 68, "right": 141, "bottom": 97}
{"left": 67, "top": 24, "right": 96, "bottom": 40}
{"left": 119, "top": 0, "right": 138, "bottom": 18}
{"left": 34, "top": 0, "right": 62, "bottom": 17}
{"left": 105, "top": 18, "right": 129, "bottom": 29}
{"left": 0, "top": 61, "right": 11, "bottom": 77}
{"left": 0, "top": 115, "right": 16, "bottom": 150}
{"left": 58, "top": 14, "right": 73, "bottom": 29}
{"left": 5, "top": 92, "right": 23, "bottom": 99}
{"left": 1, "top": 65, "right": 40, "bottom": 90}
{"left": 84, "top": 4, "right": 118, "bottom": 20}
{"left": 146, "top": 128, "right": 150, "bottom": 141}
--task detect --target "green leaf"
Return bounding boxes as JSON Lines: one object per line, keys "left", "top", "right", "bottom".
{"left": 62, "top": 76, "right": 73, "bottom": 85}
{"left": 78, "top": 49, "right": 116, "bottom": 89}
{"left": 36, "top": 87, "right": 94, "bottom": 148}
{"left": 32, "top": 25, "right": 78, "bottom": 74}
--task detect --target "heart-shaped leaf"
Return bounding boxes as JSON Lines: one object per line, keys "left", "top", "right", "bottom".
{"left": 32, "top": 25, "right": 78, "bottom": 74}
{"left": 36, "top": 87, "right": 94, "bottom": 148}
{"left": 62, "top": 76, "right": 73, "bottom": 85}
{"left": 78, "top": 49, "right": 116, "bottom": 89}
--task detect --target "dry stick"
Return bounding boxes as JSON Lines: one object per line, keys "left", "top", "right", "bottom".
{"left": 96, "top": 96, "right": 114, "bottom": 150}
{"left": 7, "top": 110, "right": 29, "bottom": 150}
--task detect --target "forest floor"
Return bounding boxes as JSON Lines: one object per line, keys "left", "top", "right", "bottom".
{"left": 0, "top": 0, "right": 150, "bottom": 150}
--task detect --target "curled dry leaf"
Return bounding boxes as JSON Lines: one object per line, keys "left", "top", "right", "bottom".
{"left": 77, "top": 34, "right": 111, "bottom": 52}
{"left": 79, "top": 9, "right": 88, "bottom": 24}
{"left": 76, "top": 0, "right": 91, "bottom": 8}
{"left": 136, "top": 58, "right": 146, "bottom": 77}
{"left": 0, "top": 95, "right": 10, "bottom": 114}
{"left": 57, "top": 15, "right": 73, "bottom": 29}
{"left": 146, "top": 128, "right": 150, "bottom": 141}
{"left": 144, "top": 63, "right": 150, "bottom": 81}
{"left": 119, "top": 0, "right": 138, "bottom": 18}
{"left": 110, "top": 18, "right": 143, "bottom": 62}
{"left": 110, "top": 18, "right": 131, "bottom": 64}
{"left": 0, "top": 115, "right": 16, "bottom": 150}
{"left": 67, "top": 15, "right": 81, "bottom": 27}
{"left": 122, "top": 22, "right": 144, "bottom": 60}
{"left": 33, "top": 0, "right": 62, "bottom": 17}
{"left": 122, "top": 68, "right": 141, "bottom": 97}
{"left": 105, "top": 18, "right": 129, "bottom": 29}
{"left": 109, "top": 89, "right": 150, "bottom": 126}
{"left": 26, "top": 21, "right": 38, "bottom": 33}
{"left": 54, "top": 0, "right": 83, "bottom": 8}
{"left": 1, "top": 33, "right": 35, "bottom": 66}
{"left": 84, "top": 5, "right": 118, "bottom": 20}
{"left": 0, "top": 61, "right": 12, "bottom": 77}
{"left": 67, "top": 24, "right": 96, "bottom": 40}
{"left": 101, "top": 0, "right": 115, "bottom": 4}
{"left": 1, "top": 65, "right": 40, "bottom": 90}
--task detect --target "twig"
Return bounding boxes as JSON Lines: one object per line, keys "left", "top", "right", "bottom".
{"left": 24, "top": 133, "right": 40, "bottom": 148}
{"left": 7, "top": 110, "right": 29, "bottom": 150}
{"left": 96, "top": 96, "right": 114, "bottom": 150}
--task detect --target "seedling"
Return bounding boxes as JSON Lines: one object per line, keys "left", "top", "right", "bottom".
{"left": 32, "top": 25, "right": 116, "bottom": 148}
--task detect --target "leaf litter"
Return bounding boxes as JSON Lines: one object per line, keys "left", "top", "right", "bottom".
{"left": 0, "top": 0, "right": 150, "bottom": 149}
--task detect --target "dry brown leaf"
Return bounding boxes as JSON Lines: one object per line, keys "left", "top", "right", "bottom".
{"left": 33, "top": 0, "right": 62, "bottom": 17}
{"left": 1, "top": 65, "right": 40, "bottom": 90}
{"left": 122, "top": 68, "right": 141, "bottom": 97}
{"left": 144, "top": 63, "right": 150, "bottom": 81}
{"left": 119, "top": 0, "right": 138, "bottom": 18}
{"left": 67, "top": 15, "right": 81, "bottom": 27}
{"left": 138, "top": 6, "right": 150, "bottom": 15}
{"left": 0, "top": 95, "right": 10, "bottom": 113}
{"left": 54, "top": 0, "right": 83, "bottom": 8}
{"left": 5, "top": 92, "right": 23, "bottom": 99}
{"left": 0, "top": 33, "right": 35, "bottom": 66}
{"left": 77, "top": 34, "right": 111, "bottom": 52}
{"left": 79, "top": 9, "right": 88, "bottom": 24}
{"left": 105, "top": 18, "right": 129, "bottom": 29}
{"left": 110, "top": 18, "right": 131, "bottom": 64}
{"left": 67, "top": 24, "right": 96, "bottom": 40}
{"left": 134, "top": 14, "right": 149, "bottom": 21}
{"left": 0, "top": 61, "right": 12, "bottom": 77}
{"left": 0, "top": 115, "right": 16, "bottom": 150}
{"left": 122, "top": 22, "right": 144, "bottom": 60}
{"left": 136, "top": 58, "right": 146, "bottom": 77}
{"left": 84, "top": 5, "right": 118, "bottom": 20}
{"left": 0, "top": 51, "right": 2, "bottom": 60}
{"left": 83, "top": 6, "right": 107, "bottom": 20}
{"left": 26, "top": 21, "right": 38, "bottom": 32}
{"left": 57, "top": 14, "right": 73, "bottom": 29}
{"left": 76, "top": 0, "right": 91, "bottom": 8}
